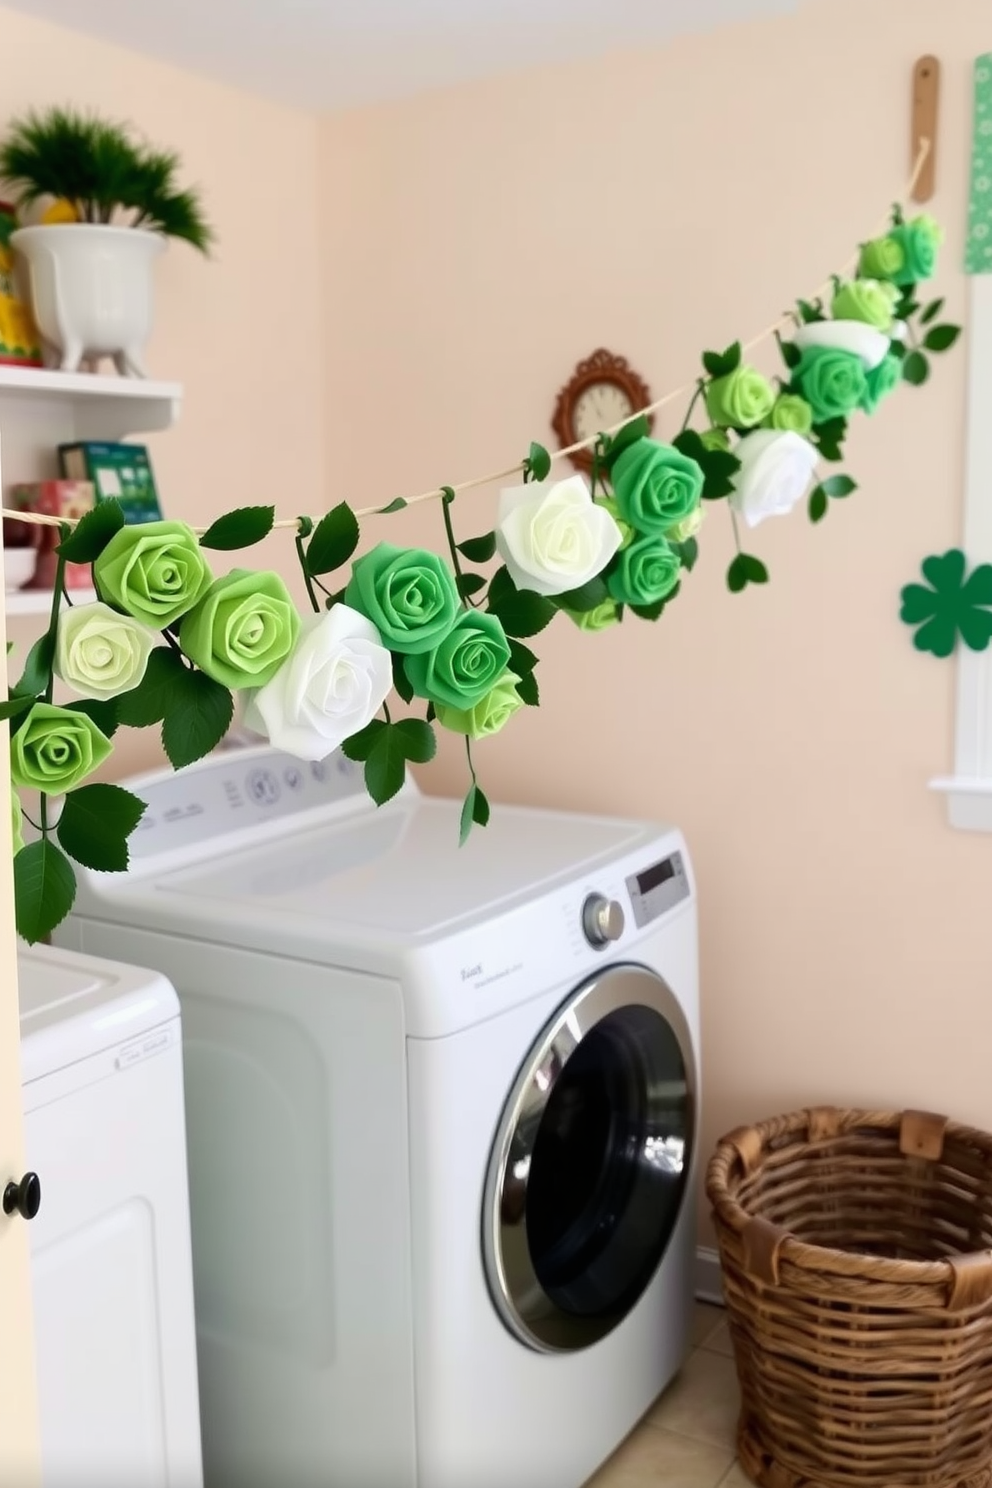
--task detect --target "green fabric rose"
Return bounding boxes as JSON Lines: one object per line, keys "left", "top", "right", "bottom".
{"left": 607, "top": 536, "right": 681, "bottom": 607}
{"left": 889, "top": 214, "right": 944, "bottom": 286}
{"left": 94, "top": 521, "right": 212, "bottom": 629}
{"left": 10, "top": 789, "right": 24, "bottom": 858}
{"left": 10, "top": 703, "right": 113, "bottom": 795}
{"left": 858, "top": 235, "right": 906, "bottom": 281}
{"left": 794, "top": 346, "right": 868, "bottom": 423}
{"left": 611, "top": 438, "right": 703, "bottom": 537}
{"left": 700, "top": 428, "right": 731, "bottom": 452}
{"left": 831, "top": 279, "right": 899, "bottom": 330}
{"left": 860, "top": 352, "right": 902, "bottom": 415}
{"left": 435, "top": 671, "right": 523, "bottom": 739}
{"left": 765, "top": 394, "right": 814, "bottom": 435}
{"left": 181, "top": 569, "right": 301, "bottom": 689}
{"left": 595, "top": 497, "right": 634, "bottom": 549}
{"left": 563, "top": 600, "right": 621, "bottom": 632}
{"left": 405, "top": 611, "right": 511, "bottom": 710}
{"left": 55, "top": 602, "right": 157, "bottom": 701}
{"left": 705, "top": 365, "right": 776, "bottom": 429}
{"left": 346, "top": 544, "right": 459, "bottom": 656}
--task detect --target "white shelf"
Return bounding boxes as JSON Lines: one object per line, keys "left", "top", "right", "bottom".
{"left": 0, "top": 365, "right": 181, "bottom": 438}
{"left": 5, "top": 588, "right": 96, "bottom": 616}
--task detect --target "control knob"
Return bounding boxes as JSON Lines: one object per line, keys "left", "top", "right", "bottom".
{"left": 582, "top": 894, "right": 625, "bottom": 948}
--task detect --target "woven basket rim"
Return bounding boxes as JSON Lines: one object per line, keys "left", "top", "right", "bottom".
{"left": 705, "top": 1105, "right": 992, "bottom": 1287}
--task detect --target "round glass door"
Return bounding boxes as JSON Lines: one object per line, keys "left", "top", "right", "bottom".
{"left": 482, "top": 965, "right": 695, "bottom": 1353}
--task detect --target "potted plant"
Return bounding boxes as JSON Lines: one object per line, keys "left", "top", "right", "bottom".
{"left": 0, "top": 107, "right": 212, "bottom": 377}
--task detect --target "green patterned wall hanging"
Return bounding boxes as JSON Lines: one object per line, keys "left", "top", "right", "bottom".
{"left": 966, "top": 52, "right": 992, "bottom": 274}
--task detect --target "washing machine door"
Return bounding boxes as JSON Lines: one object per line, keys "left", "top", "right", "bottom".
{"left": 482, "top": 963, "right": 695, "bottom": 1353}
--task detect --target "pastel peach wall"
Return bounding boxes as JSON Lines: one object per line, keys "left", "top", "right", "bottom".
{"left": 318, "top": 0, "right": 992, "bottom": 1236}
{"left": 0, "top": 2, "right": 326, "bottom": 779}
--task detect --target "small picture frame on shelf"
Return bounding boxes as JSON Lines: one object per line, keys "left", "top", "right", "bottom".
{"left": 0, "top": 201, "right": 43, "bottom": 368}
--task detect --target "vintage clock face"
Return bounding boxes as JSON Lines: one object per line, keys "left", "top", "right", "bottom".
{"left": 551, "top": 350, "right": 654, "bottom": 476}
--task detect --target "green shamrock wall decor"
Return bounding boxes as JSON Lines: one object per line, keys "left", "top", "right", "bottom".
{"left": 900, "top": 550, "right": 992, "bottom": 657}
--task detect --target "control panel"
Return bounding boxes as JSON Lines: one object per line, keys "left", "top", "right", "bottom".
{"left": 127, "top": 749, "right": 372, "bottom": 862}
{"left": 625, "top": 851, "right": 689, "bottom": 928}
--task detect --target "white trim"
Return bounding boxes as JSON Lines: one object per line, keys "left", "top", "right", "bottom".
{"left": 694, "top": 1245, "right": 725, "bottom": 1305}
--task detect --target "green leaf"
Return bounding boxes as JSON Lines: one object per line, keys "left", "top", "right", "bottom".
{"left": 814, "top": 416, "right": 847, "bottom": 443}
{"left": 796, "top": 299, "right": 824, "bottom": 324}
{"left": 375, "top": 498, "right": 408, "bottom": 515}
{"left": 457, "top": 532, "right": 497, "bottom": 563}
{"left": 742, "top": 554, "right": 768, "bottom": 584}
{"left": 672, "top": 537, "right": 699, "bottom": 572}
{"left": 702, "top": 342, "right": 741, "bottom": 379}
{"left": 116, "top": 647, "right": 185, "bottom": 727}
{"left": 486, "top": 565, "right": 515, "bottom": 611}
{"left": 14, "top": 838, "right": 76, "bottom": 944}
{"left": 199, "top": 505, "right": 275, "bottom": 551}
{"left": 809, "top": 487, "right": 828, "bottom": 524}
{"left": 517, "top": 670, "right": 539, "bottom": 706}
{"left": 555, "top": 575, "right": 609, "bottom": 613}
{"left": 64, "top": 697, "right": 119, "bottom": 738}
{"left": 56, "top": 498, "right": 124, "bottom": 564}
{"left": 457, "top": 572, "right": 486, "bottom": 600}
{"left": 601, "top": 416, "right": 651, "bottom": 471}
{"left": 341, "top": 719, "right": 386, "bottom": 762}
{"left": 726, "top": 555, "right": 749, "bottom": 594}
{"left": 919, "top": 297, "right": 945, "bottom": 326}
{"left": 527, "top": 442, "right": 552, "bottom": 482}
{"left": 12, "top": 632, "right": 55, "bottom": 699}
{"left": 820, "top": 474, "right": 857, "bottom": 498}
{"left": 56, "top": 783, "right": 145, "bottom": 872}
{"left": 459, "top": 783, "right": 491, "bottom": 846}
{"left": 818, "top": 442, "right": 844, "bottom": 463}
{"left": 779, "top": 341, "right": 802, "bottom": 370}
{"left": 364, "top": 726, "right": 408, "bottom": 806}
{"left": 0, "top": 695, "right": 31, "bottom": 722}
{"left": 391, "top": 718, "right": 437, "bottom": 765}
{"left": 426, "top": 701, "right": 437, "bottom": 723}
{"left": 630, "top": 598, "right": 670, "bottom": 621}
{"left": 489, "top": 588, "right": 556, "bottom": 639}
{"left": 903, "top": 350, "right": 930, "bottom": 386}
{"left": 306, "top": 502, "right": 360, "bottom": 577}
{"left": 507, "top": 639, "right": 538, "bottom": 677}
{"left": 699, "top": 449, "right": 740, "bottom": 501}
{"left": 161, "top": 669, "right": 234, "bottom": 770}
{"left": 392, "top": 660, "right": 414, "bottom": 705}
{"left": 923, "top": 324, "right": 960, "bottom": 353}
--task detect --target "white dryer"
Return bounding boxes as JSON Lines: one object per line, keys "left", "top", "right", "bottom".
{"left": 55, "top": 745, "right": 699, "bottom": 1488}
{"left": 16, "top": 942, "right": 202, "bottom": 1488}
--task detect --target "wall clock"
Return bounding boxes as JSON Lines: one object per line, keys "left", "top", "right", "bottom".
{"left": 551, "top": 349, "right": 654, "bottom": 477}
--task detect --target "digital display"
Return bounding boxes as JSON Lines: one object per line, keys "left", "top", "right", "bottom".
{"left": 636, "top": 857, "right": 676, "bottom": 896}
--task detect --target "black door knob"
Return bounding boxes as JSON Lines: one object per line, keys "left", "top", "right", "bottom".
{"left": 3, "top": 1173, "right": 41, "bottom": 1222}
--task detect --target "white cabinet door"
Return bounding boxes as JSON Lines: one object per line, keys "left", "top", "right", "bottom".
{"left": 0, "top": 490, "right": 42, "bottom": 1483}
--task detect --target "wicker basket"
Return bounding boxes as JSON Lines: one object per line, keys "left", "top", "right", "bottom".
{"left": 706, "top": 1107, "right": 992, "bottom": 1488}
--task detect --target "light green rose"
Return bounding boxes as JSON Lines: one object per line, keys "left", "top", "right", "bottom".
{"left": 180, "top": 569, "right": 301, "bottom": 689}
{"left": 435, "top": 671, "right": 524, "bottom": 739}
{"left": 700, "top": 428, "right": 731, "bottom": 452}
{"left": 860, "top": 352, "right": 902, "bottom": 415}
{"left": 404, "top": 611, "right": 511, "bottom": 710}
{"left": 858, "top": 235, "right": 906, "bottom": 281}
{"left": 10, "top": 789, "right": 24, "bottom": 858}
{"left": 54, "top": 601, "right": 157, "bottom": 701}
{"left": 705, "top": 365, "right": 776, "bottom": 429}
{"left": 611, "top": 438, "right": 703, "bottom": 537}
{"left": 10, "top": 703, "right": 113, "bottom": 795}
{"left": 94, "top": 521, "right": 212, "bottom": 629}
{"left": 794, "top": 346, "right": 868, "bottom": 423}
{"left": 563, "top": 599, "right": 621, "bottom": 632}
{"left": 666, "top": 506, "right": 705, "bottom": 544}
{"left": 345, "top": 544, "right": 460, "bottom": 656}
{"left": 607, "top": 536, "right": 681, "bottom": 608}
{"left": 765, "top": 394, "right": 814, "bottom": 435}
{"left": 831, "top": 278, "right": 899, "bottom": 331}
{"left": 595, "top": 497, "right": 634, "bottom": 549}
{"left": 889, "top": 214, "right": 944, "bottom": 286}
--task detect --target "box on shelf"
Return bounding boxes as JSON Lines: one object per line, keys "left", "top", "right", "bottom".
{"left": 0, "top": 201, "right": 43, "bottom": 369}
{"left": 58, "top": 441, "right": 163, "bottom": 525}
{"left": 8, "top": 480, "right": 96, "bottom": 590}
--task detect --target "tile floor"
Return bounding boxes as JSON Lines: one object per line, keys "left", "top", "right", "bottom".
{"left": 586, "top": 1302, "right": 746, "bottom": 1488}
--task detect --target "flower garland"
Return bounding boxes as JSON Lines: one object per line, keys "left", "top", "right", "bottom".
{"left": 2, "top": 192, "right": 958, "bottom": 944}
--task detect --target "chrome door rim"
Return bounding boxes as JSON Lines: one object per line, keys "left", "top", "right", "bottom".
{"left": 481, "top": 962, "right": 696, "bottom": 1353}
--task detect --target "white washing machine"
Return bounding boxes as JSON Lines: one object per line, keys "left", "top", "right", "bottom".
{"left": 16, "top": 942, "right": 202, "bottom": 1488}
{"left": 55, "top": 744, "right": 699, "bottom": 1488}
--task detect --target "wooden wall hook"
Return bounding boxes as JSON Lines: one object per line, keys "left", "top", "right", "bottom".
{"left": 911, "top": 55, "right": 940, "bottom": 202}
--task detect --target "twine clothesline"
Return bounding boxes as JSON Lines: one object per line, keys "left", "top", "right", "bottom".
{"left": 1, "top": 138, "right": 931, "bottom": 540}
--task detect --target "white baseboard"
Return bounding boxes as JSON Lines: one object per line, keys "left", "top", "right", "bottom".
{"left": 694, "top": 1245, "right": 724, "bottom": 1305}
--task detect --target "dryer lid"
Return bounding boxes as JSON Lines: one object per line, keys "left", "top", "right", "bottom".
{"left": 17, "top": 944, "right": 180, "bottom": 1083}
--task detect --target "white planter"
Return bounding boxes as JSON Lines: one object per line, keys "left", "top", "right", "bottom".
{"left": 3, "top": 547, "right": 37, "bottom": 591}
{"left": 10, "top": 224, "right": 164, "bottom": 377}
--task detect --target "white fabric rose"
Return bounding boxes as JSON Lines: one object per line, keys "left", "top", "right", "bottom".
{"left": 729, "top": 430, "right": 818, "bottom": 529}
{"left": 54, "top": 601, "right": 156, "bottom": 700}
{"left": 793, "top": 320, "right": 890, "bottom": 370}
{"left": 245, "top": 603, "right": 392, "bottom": 762}
{"left": 496, "top": 474, "right": 623, "bottom": 597}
